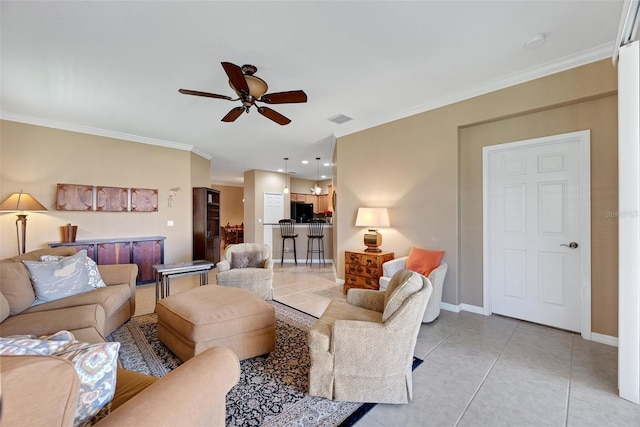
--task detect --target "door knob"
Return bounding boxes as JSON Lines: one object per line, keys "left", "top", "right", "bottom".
{"left": 560, "top": 242, "right": 579, "bottom": 249}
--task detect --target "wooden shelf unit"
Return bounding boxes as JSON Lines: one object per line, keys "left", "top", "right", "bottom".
{"left": 193, "top": 187, "right": 221, "bottom": 264}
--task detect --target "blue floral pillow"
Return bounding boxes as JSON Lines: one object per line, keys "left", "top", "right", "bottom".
{"left": 23, "top": 250, "right": 93, "bottom": 306}
{"left": 40, "top": 253, "right": 107, "bottom": 288}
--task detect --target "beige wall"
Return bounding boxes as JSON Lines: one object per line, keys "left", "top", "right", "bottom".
{"left": 289, "top": 177, "right": 331, "bottom": 195}
{"left": 0, "top": 120, "right": 211, "bottom": 263}
{"left": 335, "top": 59, "right": 618, "bottom": 336}
{"left": 212, "top": 185, "right": 244, "bottom": 227}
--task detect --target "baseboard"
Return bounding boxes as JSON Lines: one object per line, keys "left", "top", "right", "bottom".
{"left": 591, "top": 332, "right": 619, "bottom": 347}
{"left": 440, "top": 302, "right": 487, "bottom": 315}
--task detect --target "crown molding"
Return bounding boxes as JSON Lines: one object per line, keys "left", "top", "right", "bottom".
{"left": 334, "top": 42, "right": 614, "bottom": 139}
{"left": 0, "top": 111, "right": 214, "bottom": 160}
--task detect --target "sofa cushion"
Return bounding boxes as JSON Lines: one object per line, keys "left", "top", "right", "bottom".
{"left": 0, "top": 246, "right": 77, "bottom": 264}
{"left": 111, "top": 368, "right": 158, "bottom": 411}
{"left": 0, "top": 293, "right": 10, "bottom": 322}
{"left": 0, "top": 262, "right": 36, "bottom": 315}
{"left": 23, "top": 284, "right": 131, "bottom": 320}
{"left": 23, "top": 250, "right": 93, "bottom": 306}
{"left": 405, "top": 247, "right": 445, "bottom": 277}
{"left": 231, "top": 251, "right": 263, "bottom": 269}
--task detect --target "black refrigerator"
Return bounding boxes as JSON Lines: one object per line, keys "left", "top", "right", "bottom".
{"left": 291, "top": 202, "right": 314, "bottom": 223}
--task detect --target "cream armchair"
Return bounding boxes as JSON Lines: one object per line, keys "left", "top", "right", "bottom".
{"left": 308, "top": 270, "right": 432, "bottom": 404}
{"left": 216, "top": 243, "right": 274, "bottom": 300}
{"left": 380, "top": 258, "right": 447, "bottom": 323}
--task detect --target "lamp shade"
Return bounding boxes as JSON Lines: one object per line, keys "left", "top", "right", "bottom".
{"left": 355, "top": 207, "right": 390, "bottom": 228}
{"left": 0, "top": 192, "right": 48, "bottom": 212}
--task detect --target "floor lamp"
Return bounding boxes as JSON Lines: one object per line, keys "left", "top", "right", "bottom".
{"left": 0, "top": 191, "right": 48, "bottom": 255}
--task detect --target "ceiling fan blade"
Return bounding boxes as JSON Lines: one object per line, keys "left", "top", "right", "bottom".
{"left": 259, "top": 90, "right": 308, "bottom": 104}
{"left": 221, "top": 106, "right": 245, "bottom": 122}
{"left": 258, "top": 106, "right": 291, "bottom": 125}
{"left": 178, "top": 89, "right": 233, "bottom": 101}
{"left": 221, "top": 62, "right": 249, "bottom": 95}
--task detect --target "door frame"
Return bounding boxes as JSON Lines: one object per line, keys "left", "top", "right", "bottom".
{"left": 482, "top": 130, "right": 592, "bottom": 339}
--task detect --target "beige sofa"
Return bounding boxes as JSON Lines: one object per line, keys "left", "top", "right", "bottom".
{"left": 0, "top": 246, "right": 137, "bottom": 338}
{"left": 0, "top": 247, "right": 240, "bottom": 426}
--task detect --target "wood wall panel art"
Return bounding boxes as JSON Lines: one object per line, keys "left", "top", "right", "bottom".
{"left": 56, "top": 184, "right": 93, "bottom": 211}
{"left": 131, "top": 188, "right": 159, "bottom": 212}
{"left": 96, "top": 187, "right": 128, "bottom": 212}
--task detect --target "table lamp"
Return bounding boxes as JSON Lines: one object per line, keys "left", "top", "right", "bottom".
{"left": 0, "top": 191, "right": 48, "bottom": 254}
{"left": 355, "top": 207, "right": 390, "bottom": 253}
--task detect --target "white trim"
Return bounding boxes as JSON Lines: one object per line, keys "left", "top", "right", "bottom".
{"left": 440, "top": 302, "right": 462, "bottom": 313}
{"left": 0, "top": 112, "right": 214, "bottom": 160}
{"left": 618, "top": 41, "right": 640, "bottom": 405}
{"left": 335, "top": 44, "right": 612, "bottom": 139}
{"left": 592, "top": 333, "right": 619, "bottom": 348}
{"left": 460, "top": 304, "right": 487, "bottom": 316}
{"left": 482, "top": 130, "right": 592, "bottom": 338}
{"left": 613, "top": 0, "right": 640, "bottom": 62}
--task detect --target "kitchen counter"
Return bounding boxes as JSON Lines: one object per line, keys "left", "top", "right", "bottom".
{"left": 263, "top": 223, "right": 333, "bottom": 263}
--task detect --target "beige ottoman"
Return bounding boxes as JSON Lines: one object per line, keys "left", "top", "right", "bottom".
{"left": 156, "top": 285, "right": 276, "bottom": 362}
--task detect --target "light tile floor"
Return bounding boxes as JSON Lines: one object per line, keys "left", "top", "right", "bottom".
{"left": 135, "top": 263, "right": 640, "bottom": 427}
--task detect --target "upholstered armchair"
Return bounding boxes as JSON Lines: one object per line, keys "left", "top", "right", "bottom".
{"left": 380, "top": 258, "right": 447, "bottom": 323}
{"left": 216, "top": 243, "right": 274, "bottom": 300}
{"left": 308, "top": 270, "right": 432, "bottom": 404}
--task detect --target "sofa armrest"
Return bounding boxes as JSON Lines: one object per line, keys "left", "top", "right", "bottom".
{"left": 263, "top": 258, "right": 274, "bottom": 270}
{"left": 0, "top": 304, "right": 106, "bottom": 337}
{"left": 98, "top": 264, "right": 138, "bottom": 316}
{"left": 216, "top": 259, "right": 231, "bottom": 272}
{"left": 382, "top": 256, "right": 408, "bottom": 278}
{"left": 346, "top": 289, "right": 385, "bottom": 312}
{"left": 95, "top": 347, "right": 240, "bottom": 427}
{"left": 0, "top": 355, "right": 80, "bottom": 427}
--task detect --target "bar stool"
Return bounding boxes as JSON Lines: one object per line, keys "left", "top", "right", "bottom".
{"left": 306, "top": 219, "right": 325, "bottom": 266}
{"left": 279, "top": 219, "right": 298, "bottom": 265}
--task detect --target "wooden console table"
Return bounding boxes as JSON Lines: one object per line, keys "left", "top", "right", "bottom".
{"left": 49, "top": 236, "right": 165, "bottom": 285}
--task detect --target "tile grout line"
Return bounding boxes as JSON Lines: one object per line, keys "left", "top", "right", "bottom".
{"left": 564, "top": 334, "right": 576, "bottom": 427}
{"left": 453, "top": 320, "right": 521, "bottom": 427}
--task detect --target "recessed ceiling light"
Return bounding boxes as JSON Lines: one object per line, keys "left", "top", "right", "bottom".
{"left": 524, "top": 33, "right": 548, "bottom": 49}
{"left": 328, "top": 114, "right": 353, "bottom": 124}
{"left": 321, "top": 175, "right": 327, "bottom": 179}
{"left": 323, "top": 162, "right": 331, "bottom": 167}
{"left": 302, "top": 160, "right": 309, "bottom": 164}
{"left": 277, "top": 168, "right": 283, "bottom": 172}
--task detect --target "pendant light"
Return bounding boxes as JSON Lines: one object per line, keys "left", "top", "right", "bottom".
{"left": 283, "top": 157, "right": 290, "bottom": 194}
{"left": 314, "top": 157, "right": 322, "bottom": 195}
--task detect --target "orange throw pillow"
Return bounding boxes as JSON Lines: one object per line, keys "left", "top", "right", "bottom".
{"left": 405, "top": 247, "right": 445, "bottom": 277}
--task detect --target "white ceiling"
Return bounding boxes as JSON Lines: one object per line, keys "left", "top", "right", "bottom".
{"left": 1, "top": 1, "right": 624, "bottom": 185}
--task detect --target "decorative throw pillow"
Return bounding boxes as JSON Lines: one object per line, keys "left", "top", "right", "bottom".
{"left": 40, "top": 254, "right": 106, "bottom": 288}
{"left": 23, "top": 250, "right": 93, "bottom": 306}
{"left": 54, "top": 341, "right": 120, "bottom": 427}
{"left": 0, "top": 331, "right": 119, "bottom": 427}
{"left": 231, "top": 251, "right": 263, "bottom": 269}
{"left": 0, "top": 330, "right": 76, "bottom": 355}
{"left": 405, "top": 247, "right": 445, "bottom": 277}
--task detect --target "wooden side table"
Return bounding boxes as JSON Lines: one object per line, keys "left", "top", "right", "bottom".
{"left": 343, "top": 250, "right": 394, "bottom": 294}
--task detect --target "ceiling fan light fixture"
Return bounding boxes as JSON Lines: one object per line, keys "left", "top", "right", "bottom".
{"left": 229, "top": 74, "right": 268, "bottom": 99}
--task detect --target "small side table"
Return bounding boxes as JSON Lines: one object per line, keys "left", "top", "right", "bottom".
{"left": 153, "top": 260, "right": 214, "bottom": 303}
{"left": 343, "top": 250, "right": 394, "bottom": 294}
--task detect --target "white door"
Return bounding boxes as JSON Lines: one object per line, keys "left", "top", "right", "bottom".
{"left": 263, "top": 193, "right": 284, "bottom": 224}
{"left": 483, "top": 131, "right": 591, "bottom": 333}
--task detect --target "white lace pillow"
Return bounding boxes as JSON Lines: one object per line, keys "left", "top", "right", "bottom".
{"left": 23, "top": 250, "right": 93, "bottom": 306}
{"left": 40, "top": 253, "right": 106, "bottom": 288}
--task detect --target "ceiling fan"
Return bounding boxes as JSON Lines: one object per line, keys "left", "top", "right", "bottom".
{"left": 179, "top": 62, "right": 307, "bottom": 125}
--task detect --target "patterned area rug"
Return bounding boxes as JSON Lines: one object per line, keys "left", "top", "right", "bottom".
{"left": 108, "top": 301, "right": 374, "bottom": 426}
